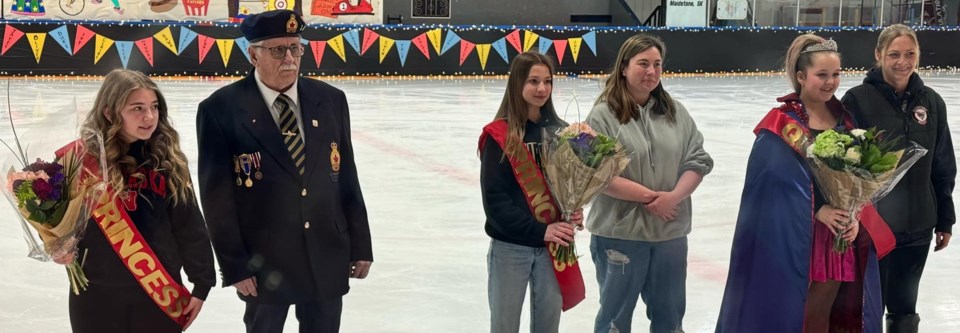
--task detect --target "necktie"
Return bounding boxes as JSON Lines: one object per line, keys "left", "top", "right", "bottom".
{"left": 274, "top": 94, "right": 305, "bottom": 175}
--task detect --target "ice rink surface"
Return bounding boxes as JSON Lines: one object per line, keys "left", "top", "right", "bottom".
{"left": 1, "top": 72, "right": 958, "bottom": 332}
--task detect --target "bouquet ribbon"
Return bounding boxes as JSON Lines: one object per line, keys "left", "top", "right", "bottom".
{"left": 480, "top": 120, "right": 585, "bottom": 311}
{"left": 91, "top": 188, "right": 192, "bottom": 327}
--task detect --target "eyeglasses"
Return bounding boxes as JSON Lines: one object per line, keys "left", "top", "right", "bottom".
{"left": 252, "top": 45, "right": 305, "bottom": 59}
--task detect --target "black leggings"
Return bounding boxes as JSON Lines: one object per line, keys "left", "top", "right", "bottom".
{"left": 878, "top": 242, "right": 931, "bottom": 316}
{"left": 69, "top": 283, "right": 181, "bottom": 333}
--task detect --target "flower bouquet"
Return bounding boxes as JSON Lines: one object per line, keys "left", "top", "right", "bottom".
{"left": 808, "top": 128, "right": 927, "bottom": 253}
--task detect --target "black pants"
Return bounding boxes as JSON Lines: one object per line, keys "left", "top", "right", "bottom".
{"left": 70, "top": 283, "right": 181, "bottom": 333}
{"left": 243, "top": 297, "right": 343, "bottom": 333}
{"left": 879, "top": 241, "right": 931, "bottom": 318}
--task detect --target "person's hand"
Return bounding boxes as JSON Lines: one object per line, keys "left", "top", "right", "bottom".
{"left": 568, "top": 209, "right": 584, "bottom": 230}
{"left": 350, "top": 261, "right": 372, "bottom": 279}
{"left": 181, "top": 297, "right": 204, "bottom": 331}
{"left": 545, "top": 222, "right": 576, "bottom": 247}
{"left": 641, "top": 191, "right": 659, "bottom": 204}
{"left": 842, "top": 221, "right": 860, "bottom": 243}
{"left": 935, "top": 232, "right": 952, "bottom": 251}
{"left": 232, "top": 277, "right": 257, "bottom": 297}
{"left": 645, "top": 191, "right": 680, "bottom": 221}
{"left": 815, "top": 205, "right": 849, "bottom": 236}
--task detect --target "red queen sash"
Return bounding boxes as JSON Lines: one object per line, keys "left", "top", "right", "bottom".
{"left": 479, "top": 119, "right": 585, "bottom": 311}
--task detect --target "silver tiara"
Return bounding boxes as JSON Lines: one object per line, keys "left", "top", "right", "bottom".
{"left": 801, "top": 39, "right": 838, "bottom": 54}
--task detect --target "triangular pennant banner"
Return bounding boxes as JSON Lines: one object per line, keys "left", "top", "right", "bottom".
{"left": 553, "top": 39, "right": 568, "bottom": 65}
{"left": 426, "top": 28, "right": 442, "bottom": 55}
{"left": 361, "top": 28, "right": 379, "bottom": 56}
{"left": 523, "top": 30, "right": 539, "bottom": 52}
{"left": 48, "top": 25, "right": 72, "bottom": 55}
{"left": 135, "top": 37, "right": 155, "bottom": 67}
{"left": 410, "top": 33, "right": 430, "bottom": 60}
{"left": 178, "top": 27, "right": 199, "bottom": 55}
{"left": 538, "top": 37, "right": 552, "bottom": 55}
{"left": 568, "top": 37, "right": 582, "bottom": 63}
{"left": 197, "top": 35, "right": 215, "bottom": 64}
{"left": 93, "top": 34, "right": 114, "bottom": 65}
{"left": 458, "top": 40, "right": 475, "bottom": 66}
{"left": 115, "top": 41, "right": 133, "bottom": 69}
{"left": 310, "top": 40, "right": 326, "bottom": 68}
{"left": 216, "top": 39, "right": 235, "bottom": 68}
{"left": 73, "top": 25, "right": 95, "bottom": 55}
{"left": 378, "top": 36, "right": 395, "bottom": 64}
{"left": 395, "top": 40, "right": 411, "bottom": 67}
{"left": 476, "top": 44, "right": 491, "bottom": 71}
{"left": 344, "top": 29, "right": 361, "bottom": 54}
{"left": 2, "top": 25, "right": 25, "bottom": 55}
{"left": 327, "top": 34, "right": 347, "bottom": 62}
{"left": 440, "top": 30, "right": 460, "bottom": 56}
{"left": 582, "top": 31, "right": 597, "bottom": 55}
{"left": 491, "top": 38, "right": 509, "bottom": 64}
{"left": 25, "top": 33, "right": 46, "bottom": 64}
{"left": 154, "top": 27, "right": 178, "bottom": 55}
{"left": 506, "top": 30, "right": 522, "bottom": 53}
{"left": 235, "top": 37, "right": 251, "bottom": 62}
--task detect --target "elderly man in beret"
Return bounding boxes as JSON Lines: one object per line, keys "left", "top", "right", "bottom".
{"left": 196, "top": 9, "right": 373, "bottom": 333}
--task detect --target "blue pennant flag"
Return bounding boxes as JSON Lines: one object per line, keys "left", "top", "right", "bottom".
{"left": 48, "top": 25, "right": 72, "bottom": 55}
{"left": 115, "top": 41, "right": 134, "bottom": 69}
{"left": 395, "top": 40, "right": 411, "bottom": 67}
{"left": 538, "top": 37, "right": 553, "bottom": 55}
{"left": 178, "top": 28, "right": 199, "bottom": 55}
{"left": 235, "top": 37, "right": 251, "bottom": 62}
{"left": 440, "top": 30, "right": 460, "bottom": 56}
{"left": 300, "top": 37, "right": 309, "bottom": 45}
{"left": 491, "top": 38, "right": 509, "bottom": 63}
{"left": 582, "top": 31, "right": 597, "bottom": 55}
{"left": 344, "top": 29, "right": 361, "bottom": 54}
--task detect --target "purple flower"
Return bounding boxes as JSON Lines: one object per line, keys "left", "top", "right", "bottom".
{"left": 12, "top": 179, "right": 25, "bottom": 191}
{"left": 24, "top": 159, "right": 63, "bottom": 176}
{"left": 569, "top": 132, "right": 595, "bottom": 162}
{"left": 31, "top": 178, "right": 55, "bottom": 201}
{"left": 48, "top": 172, "right": 66, "bottom": 186}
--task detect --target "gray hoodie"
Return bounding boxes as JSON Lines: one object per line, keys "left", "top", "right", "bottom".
{"left": 585, "top": 97, "right": 713, "bottom": 242}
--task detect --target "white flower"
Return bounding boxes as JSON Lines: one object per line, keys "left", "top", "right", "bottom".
{"left": 843, "top": 147, "right": 862, "bottom": 165}
{"left": 850, "top": 129, "right": 867, "bottom": 140}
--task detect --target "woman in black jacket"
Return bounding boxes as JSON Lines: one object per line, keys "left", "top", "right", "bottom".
{"left": 841, "top": 24, "right": 956, "bottom": 333}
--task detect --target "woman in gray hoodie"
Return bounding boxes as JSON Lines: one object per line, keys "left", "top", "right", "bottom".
{"left": 584, "top": 34, "right": 713, "bottom": 333}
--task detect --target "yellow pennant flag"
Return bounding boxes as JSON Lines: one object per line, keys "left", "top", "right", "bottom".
{"left": 523, "top": 31, "right": 539, "bottom": 52}
{"left": 94, "top": 35, "right": 115, "bottom": 65}
{"left": 25, "top": 33, "right": 46, "bottom": 64}
{"left": 476, "top": 44, "right": 491, "bottom": 71}
{"left": 426, "top": 29, "right": 442, "bottom": 55}
{"left": 216, "top": 39, "right": 235, "bottom": 68}
{"left": 378, "top": 36, "right": 395, "bottom": 64}
{"left": 154, "top": 27, "right": 178, "bottom": 55}
{"left": 328, "top": 34, "right": 347, "bottom": 62}
{"left": 567, "top": 37, "right": 583, "bottom": 63}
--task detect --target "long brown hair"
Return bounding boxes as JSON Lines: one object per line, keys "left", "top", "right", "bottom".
{"left": 874, "top": 24, "right": 920, "bottom": 69}
{"left": 597, "top": 34, "right": 676, "bottom": 124}
{"left": 81, "top": 69, "right": 194, "bottom": 206}
{"left": 492, "top": 52, "right": 560, "bottom": 159}
{"left": 784, "top": 34, "right": 840, "bottom": 93}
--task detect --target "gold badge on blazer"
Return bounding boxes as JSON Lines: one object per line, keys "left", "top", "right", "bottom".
{"left": 233, "top": 152, "right": 262, "bottom": 187}
{"left": 330, "top": 142, "right": 341, "bottom": 182}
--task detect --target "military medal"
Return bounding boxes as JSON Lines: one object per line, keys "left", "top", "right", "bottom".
{"left": 330, "top": 141, "right": 341, "bottom": 182}
{"left": 253, "top": 152, "right": 263, "bottom": 180}
{"left": 233, "top": 156, "right": 242, "bottom": 186}
{"left": 239, "top": 154, "right": 254, "bottom": 188}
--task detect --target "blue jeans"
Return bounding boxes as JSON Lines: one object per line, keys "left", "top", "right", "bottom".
{"left": 488, "top": 239, "right": 562, "bottom": 333}
{"left": 591, "top": 235, "right": 687, "bottom": 333}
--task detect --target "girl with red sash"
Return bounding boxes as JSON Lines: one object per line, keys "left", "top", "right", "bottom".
{"left": 478, "top": 52, "right": 584, "bottom": 333}
{"left": 716, "top": 35, "right": 888, "bottom": 333}
{"left": 58, "top": 69, "right": 216, "bottom": 332}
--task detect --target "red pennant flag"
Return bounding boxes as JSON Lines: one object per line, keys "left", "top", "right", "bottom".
{"left": 73, "top": 25, "right": 96, "bottom": 55}
{"left": 135, "top": 37, "right": 155, "bottom": 67}
{"left": 310, "top": 40, "right": 327, "bottom": 68}
{"left": 197, "top": 35, "right": 215, "bottom": 64}
{"left": 505, "top": 30, "right": 522, "bottom": 53}
{"left": 361, "top": 28, "right": 379, "bottom": 56}
{"left": 411, "top": 33, "right": 430, "bottom": 60}
{"left": 2, "top": 25, "right": 25, "bottom": 55}
{"left": 459, "top": 40, "right": 476, "bottom": 66}
{"left": 553, "top": 39, "right": 568, "bottom": 65}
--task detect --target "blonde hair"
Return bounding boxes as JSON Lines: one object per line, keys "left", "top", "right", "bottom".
{"left": 784, "top": 34, "right": 840, "bottom": 93}
{"left": 874, "top": 24, "right": 920, "bottom": 69}
{"left": 597, "top": 34, "right": 676, "bottom": 124}
{"left": 492, "top": 52, "right": 561, "bottom": 159}
{"left": 81, "top": 69, "right": 194, "bottom": 206}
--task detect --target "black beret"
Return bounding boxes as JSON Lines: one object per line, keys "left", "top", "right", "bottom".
{"left": 240, "top": 10, "right": 306, "bottom": 43}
